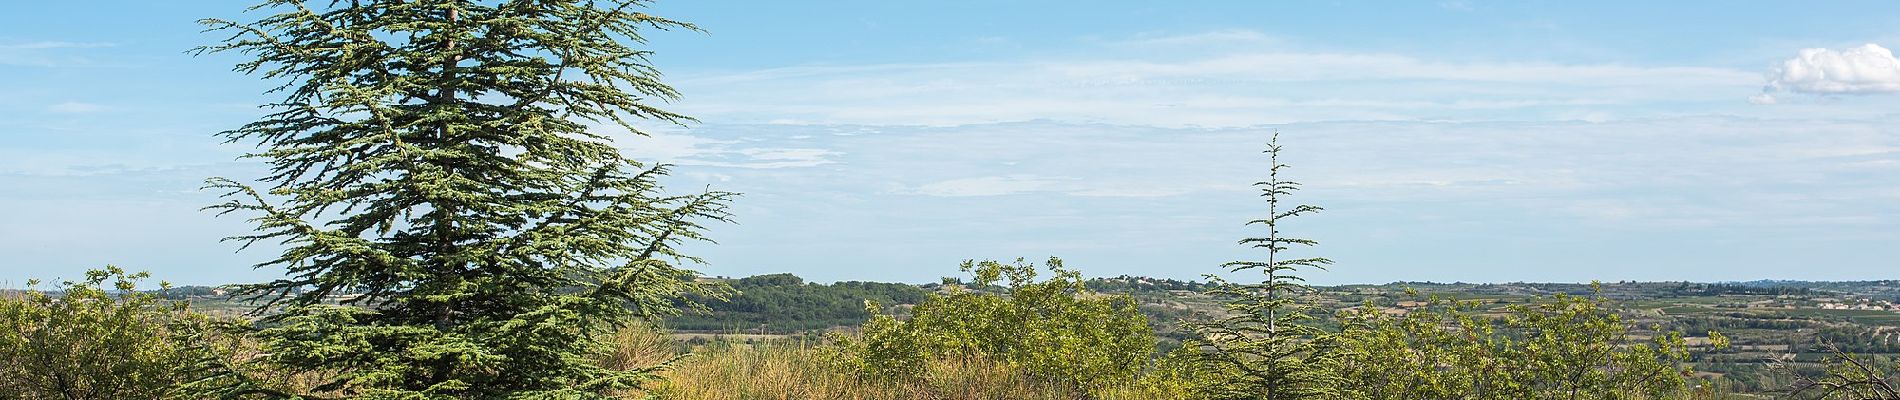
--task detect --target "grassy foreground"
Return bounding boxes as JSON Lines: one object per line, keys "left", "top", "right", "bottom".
{"left": 606, "top": 329, "right": 1174, "bottom": 400}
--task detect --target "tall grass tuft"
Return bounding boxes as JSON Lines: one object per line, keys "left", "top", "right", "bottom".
{"left": 651, "top": 342, "right": 1108, "bottom": 400}
{"left": 611, "top": 332, "right": 1194, "bottom": 400}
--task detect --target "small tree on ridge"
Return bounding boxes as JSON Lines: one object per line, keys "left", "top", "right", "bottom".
{"left": 1184, "top": 132, "right": 1343, "bottom": 399}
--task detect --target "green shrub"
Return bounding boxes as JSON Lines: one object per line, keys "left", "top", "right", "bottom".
{"left": 828, "top": 257, "right": 1156, "bottom": 395}
{"left": 0, "top": 266, "right": 193, "bottom": 400}
{"left": 1332, "top": 285, "right": 1726, "bottom": 400}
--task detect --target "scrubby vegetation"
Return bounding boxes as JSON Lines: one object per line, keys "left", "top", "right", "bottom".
{"left": 825, "top": 258, "right": 1156, "bottom": 396}
{"left": 0, "top": 267, "right": 196, "bottom": 400}
{"left": 1783, "top": 345, "right": 1900, "bottom": 399}
{"left": 1333, "top": 290, "right": 1724, "bottom": 399}
{"left": 2, "top": 0, "right": 1894, "bottom": 399}
{"left": 14, "top": 266, "right": 1900, "bottom": 399}
{"left": 666, "top": 274, "right": 928, "bottom": 333}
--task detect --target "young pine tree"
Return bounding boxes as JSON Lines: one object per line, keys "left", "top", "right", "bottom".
{"left": 1184, "top": 132, "right": 1343, "bottom": 399}
{"left": 179, "top": 1, "right": 731, "bottom": 398}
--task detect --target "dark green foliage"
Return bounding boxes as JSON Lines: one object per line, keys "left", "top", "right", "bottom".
{"left": 827, "top": 258, "right": 1157, "bottom": 396}
{"left": 182, "top": 0, "right": 730, "bottom": 398}
{"left": 1181, "top": 133, "right": 1344, "bottom": 399}
{"left": 1672, "top": 282, "right": 1814, "bottom": 296}
{"left": 666, "top": 273, "right": 928, "bottom": 333}
{"left": 0, "top": 267, "right": 196, "bottom": 400}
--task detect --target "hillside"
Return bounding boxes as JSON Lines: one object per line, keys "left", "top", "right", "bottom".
{"left": 635, "top": 273, "right": 1900, "bottom": 394}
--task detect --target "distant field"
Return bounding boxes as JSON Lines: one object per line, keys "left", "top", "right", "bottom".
{"left": 669, "top": 333, "right": 795, "bottom": 342}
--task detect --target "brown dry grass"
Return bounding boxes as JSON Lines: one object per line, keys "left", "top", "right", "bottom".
{"left": 643, "top": 343, "right": 1088, "bottom": 400}
{"left": 600, "top": 325, "right": 1188, "bottom": 400}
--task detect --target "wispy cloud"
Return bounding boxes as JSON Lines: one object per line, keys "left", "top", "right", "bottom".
{"left": 575, "top": 116, "right": 1899, "bottom": 284}
{"left": 8, "top": 116, "right": 1892, "bottom": 285}
{"left": 613, "top": 127, "right": 843, "bottom": 169}
{"left": 658, "top": 117, "right": 1900, "bottom": 228}
{"left": 671, "top": 31, "right": 1756, "bottom": 126}
{"left": 0, "top": 40, "right": 119, "bottom": 67}
{"left": 898, "top": 175, "right": 1199, "bottom": 198}
{"left": 1105, "top": 30, "right": 1282, "bottom": 49}
{"left": 904, "top": 175, "right": 1068, "bottom": 197}
{"left": 0, "top": 41, "right": 115, "bottom": 50}
{"left": 46, "top": 101, "right": 105, "bottom": 113}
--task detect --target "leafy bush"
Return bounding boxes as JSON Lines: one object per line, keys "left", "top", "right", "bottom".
{"left": 0, "top": 267, "right": 193, "bottom": 400}
{"left": 827, "top": 257, "right": 1156, "bottom": 395}
{"left": 1332, "top": 285, "right": 1726, "bottom": 400}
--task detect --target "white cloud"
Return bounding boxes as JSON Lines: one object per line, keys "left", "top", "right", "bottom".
{"left": 1757, "top": 43, "right": 1900, "bottom": 103}
{"left": 46, "top": 101, "right": 104, "bottom": 113}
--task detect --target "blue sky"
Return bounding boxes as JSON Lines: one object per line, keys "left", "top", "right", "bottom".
{"left": 4, "top": 1, "right": 1900, "bottom": 286}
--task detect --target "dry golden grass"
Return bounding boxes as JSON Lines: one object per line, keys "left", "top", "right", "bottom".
{"left": 600, "top": 325, "right": 1189, "bottom": 400}
{"left": 599, "top": 323, "right": 681, "bottom": 372}
{"left": 645, "top": 343, "right": 1090, "bottom": 400}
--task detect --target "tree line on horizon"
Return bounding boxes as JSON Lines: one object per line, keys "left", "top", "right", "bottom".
{"left": 2, "top": 0, "right": 1895, "bottom": 399}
